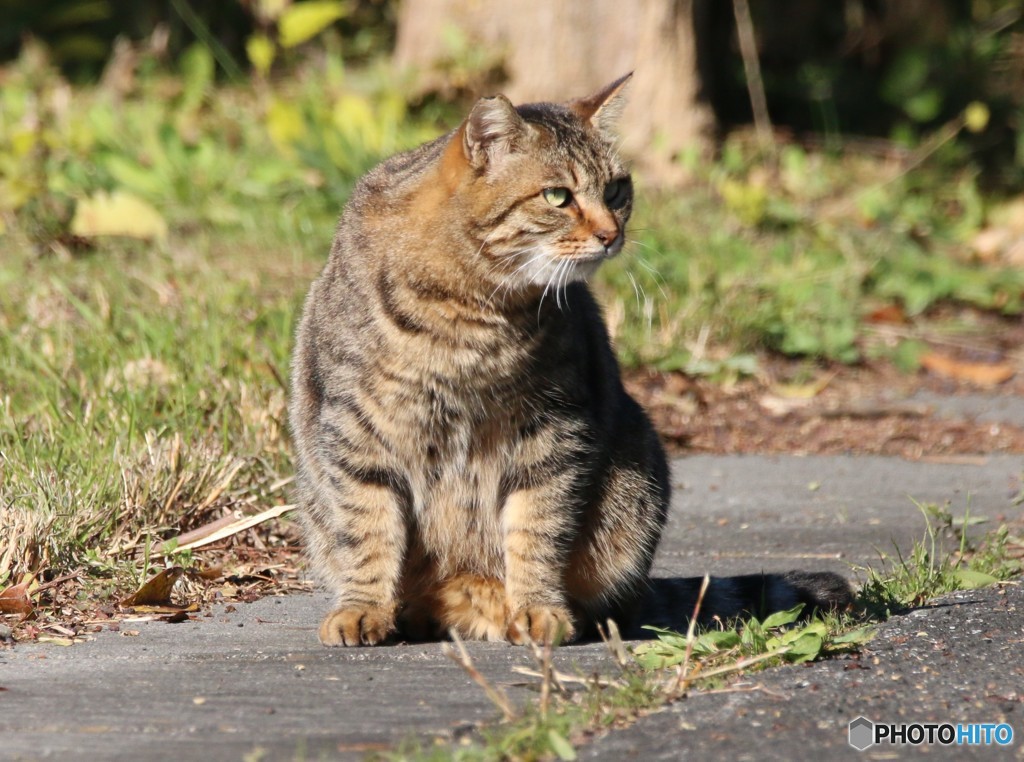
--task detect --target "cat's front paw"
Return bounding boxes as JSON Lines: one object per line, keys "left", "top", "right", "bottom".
{"left": 318, "top": 605, "right": 395, "bottom": 646}
{"left": 506, "top": 605, "right": 576, "bottom": 645}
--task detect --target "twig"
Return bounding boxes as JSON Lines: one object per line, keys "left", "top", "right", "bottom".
{"left": 703, "top": 682, "right": 789, "bottom": 699}
{"left": 733, "top": 0, "right": 774, "bottom": 153}
{"left": 511, "top": 666, "right": 624, "bottom": 690}
{"left": 524, "top": 633, "right": 563, "bottom": 715}
{"left": 32, "top": 570, "right": 83, "bottom": 595}
{"left": 667, "top": 574, "right": 711, "bottom": 698}
{"left": 685, "top": 649, "right": 787, "bottom": 682}
{"left": 169, "top": 0, "right": 245, "bottom": 82}
{"left": 157, "top": 504, "right": 295, "bottom": 556}
{"left": 598, "top": 618, "right": 630, "bottom": 670}
{"left": 442, "top": 630, "right": 517, "bottom": 722}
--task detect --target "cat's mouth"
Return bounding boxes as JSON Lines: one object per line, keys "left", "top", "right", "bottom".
{"left": 566, "top": 237, "right": 624, "bottom": 262}
{"left": 569, "top": 245, "right": 622, "bottom": 263}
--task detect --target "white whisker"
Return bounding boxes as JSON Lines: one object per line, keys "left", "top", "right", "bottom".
{"left": 626, "top": 271, "right": 642, "bottom": 312}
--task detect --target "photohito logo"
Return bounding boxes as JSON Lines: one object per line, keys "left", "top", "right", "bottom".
{"left": 848, "top": 717, "right": 1014, "bottom": 751}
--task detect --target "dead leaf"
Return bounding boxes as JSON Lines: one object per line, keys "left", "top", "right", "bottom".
{"left": 71, "top": 190, "right": 168, "bottom": 241}
{"left": 759, "top": 394, "right": 814, "bottom": 417}
{"left": 120, "top": 567, "right": 185, "bottom": 608}
{"left": 866, "top": 304, "right": 907, "bottom": 324}
{"left": 920, "top": 353, "right": 1015, "bottom": 387}
{"left": 157, "top": 504, "right": 295, "bottom": 556}
{"left": 0, "top": 583, "right": 33, "bottom": 616}
{"left": 132, "top": 602, "right": 200, "bottom": 614}
{"left": 36, "top": 635, "right": 74, "bottom": 646}
{"left": 192, "top": 565, "right": 224, "bottom": 581}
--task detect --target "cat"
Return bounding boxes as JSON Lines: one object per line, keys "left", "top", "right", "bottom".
{"left": 289, "top": 74, "right": 852, "bottom": 647}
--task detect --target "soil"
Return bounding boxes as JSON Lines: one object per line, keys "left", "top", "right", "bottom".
{"left": 625, "top": 359, "right": 1024, "bottom": 460}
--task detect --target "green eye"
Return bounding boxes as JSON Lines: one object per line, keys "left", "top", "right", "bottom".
{"left": 604, "top": 178, "right": 630, "bottom": 209}
{"left": 542, "top": 187, "right": 572, "bottom": 208}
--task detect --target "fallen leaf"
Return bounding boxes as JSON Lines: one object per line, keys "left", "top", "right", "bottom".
{"left": 0, "top": 583, "right": 33, "bottom": 616}
{"left": 131, "top": 602, "right": 199, "bottom": 615}
{"left": 866, "top": 304, "right": 907, "bottom": 324}
{"left": 192, "top": 565, "right": 224, "bottom": 581}
{"left": 758, "top": 394, "right": 813, "bottom": 417}
{"left": 71, "top": 190, "right": 168, "bottom": 241}
{"left": 36, "top": 635, "right": 74, "bottom": 646}
{"left": 120, "top": 567, "right": 185, "bottom": 608}
{"left": 920, "top": 353, "right": 1015, "bottom": 386}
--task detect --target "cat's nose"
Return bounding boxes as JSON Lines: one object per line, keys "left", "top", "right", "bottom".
{"left": 594, "top": 227, "right": 620, "bottom": 247}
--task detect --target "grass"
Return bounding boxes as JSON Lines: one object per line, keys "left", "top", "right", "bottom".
{"left": 0, "top": 232, "right": 316, "bottom": 590}
{"left": 2, "top": 45, "right": 1024, "bottom": 608}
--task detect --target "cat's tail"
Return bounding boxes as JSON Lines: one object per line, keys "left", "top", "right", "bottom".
{"left": 618, "top": 571, "right": 854, "bottom": 637}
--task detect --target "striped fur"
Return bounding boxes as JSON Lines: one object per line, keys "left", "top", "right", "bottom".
{"left": 289, "top": 76, "right": 851, "bottom": 647}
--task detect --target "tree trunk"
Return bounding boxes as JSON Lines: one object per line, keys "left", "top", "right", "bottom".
{"left": 394, "top": 0, "right": 715, "bottom": 184}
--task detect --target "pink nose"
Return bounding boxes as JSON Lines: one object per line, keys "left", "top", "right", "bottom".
{"left": 594, "top": 227, "right": 619, "bottom": 246}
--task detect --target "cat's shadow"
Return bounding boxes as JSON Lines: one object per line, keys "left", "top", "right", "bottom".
{"left": 387, "top": 571, "right": 854, "bottom": 645}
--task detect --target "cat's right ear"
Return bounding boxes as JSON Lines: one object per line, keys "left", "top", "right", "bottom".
{"left": 461, "top": 95, "right": 528, "bottom": 169}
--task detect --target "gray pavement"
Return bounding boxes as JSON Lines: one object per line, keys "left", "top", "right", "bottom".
{"left": 2, "top": 454, "right": 1023, "bottom": 761}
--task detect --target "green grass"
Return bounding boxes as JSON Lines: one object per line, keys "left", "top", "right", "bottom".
{"left": 3, "top": 47, "right": 1024, "bottom": 594}
{"left": 0, "top": 232, "right": 318, "bottom": 588}
{"left": 598, "top": 150, "right": 1024, "bottom": 371}
{"left": 857, "top": 501, "right": 1023, "bottom": 617}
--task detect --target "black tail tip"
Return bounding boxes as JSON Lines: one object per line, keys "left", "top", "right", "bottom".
{"left": 781, "top": 570, "right": 856, "bottom": 614}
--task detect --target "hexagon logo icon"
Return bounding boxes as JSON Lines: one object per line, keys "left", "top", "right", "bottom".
{"left": 849, "top": 716, "right": 875, "bottom": 751}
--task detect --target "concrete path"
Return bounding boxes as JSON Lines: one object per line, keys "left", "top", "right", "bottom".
{"left": 2, "top": 454, "right": 1022, "bottom": 761}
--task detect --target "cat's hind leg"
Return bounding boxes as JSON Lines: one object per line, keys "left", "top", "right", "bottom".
{"left": 563, "top": 461, "right": 668, "bottom": 630}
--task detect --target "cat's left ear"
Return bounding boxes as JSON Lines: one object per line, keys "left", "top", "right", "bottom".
{"left": 462, "top": 94, "right": 530, "bottom": 169}
{"left": 570, "top": 72, "right": 633, "bottom": 138}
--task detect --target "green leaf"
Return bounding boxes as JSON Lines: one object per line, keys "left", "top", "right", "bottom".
{"left": 692, "top": 629, "right": 741, "bottom": 654}
{"left": 953, "top": 569, "right": 999, "bottom": 590}
{"left": 179, "top": 43, "right": 215, "bottom": 111}
{"left": 783, "top": 633, "right": 824, "bottom": 663}
{"left": 904, "top": 89, "right": 942, "bottom": 123}
{"left": 830, "top": 626, "right": 876, "bottom": 646}
{"left": 279, "top": 1, "right": 348, "bottom": 48}
{"left": 104, "top": 155, "right": 166, "bottom": 199}
{"left": 266, "top": 99, "right": 307, "bottom": 152}
{"left": 761, "top": 604, "right": 804, "bottom": 629}
{"left": 548, "top": 730, "right": 577, "bottom": 761}
{"left": 632, "top": 642, "right": 685, "bottom": 670}
{"left": 640, "top": 625, "right": 689, "bottom": 649}
{"left": 246, "top": 34, "right": 276, "bottom": 76}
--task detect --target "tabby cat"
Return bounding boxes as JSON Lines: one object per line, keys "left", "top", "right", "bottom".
{"left": 289, "top": 75, "right": 851, "bottom": 647}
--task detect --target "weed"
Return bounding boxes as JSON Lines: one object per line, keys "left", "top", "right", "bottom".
{"left": 857, "top": 500, "right": 1023, "bottom": 617}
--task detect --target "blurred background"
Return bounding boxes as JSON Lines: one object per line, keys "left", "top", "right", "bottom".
{"left": 3, "top": 1, "right": 1024, "bottom": 590}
